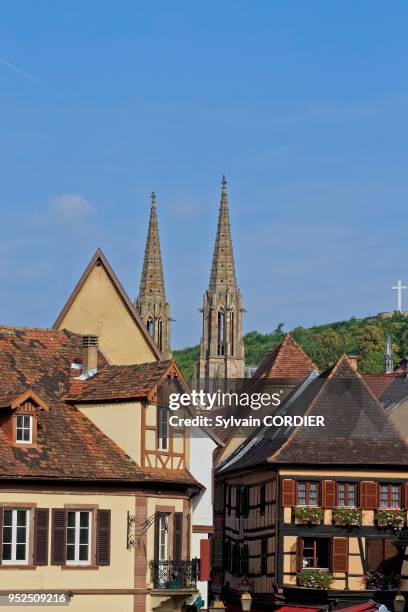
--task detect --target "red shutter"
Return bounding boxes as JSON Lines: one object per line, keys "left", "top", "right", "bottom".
{"left": 200, "top": 539, "right": 211, "bottom": 581}
{"left": 96, "top": 509, "right": 111, "bottom": 566}
{"left": 173, "top": 512, "right": 183, "bottom": 562}
{"left": 0, "top": 507, "right": 3, "bottom": 563}
{"left": 33, "top": 508, "right": 49, "bottom": 566}
{"left": 282, "top": 479, "right": 295, "bottom": 507}
{"left": 296, "top": 537, "right": 303, "bottom": 572}
{"left": 360, "top": 481, "right": 378, "bottom": 510}
{"left": 323, "top": 480, "right": 336, "bottom": 509}
{"left": 367, "top": 539, "right": 384, "bottom": 571}
{"left": 51, "top": 509, "right": 66, "bottom": 565}
{"left": 332, "top": 537, "right": 348, "bottom": 572}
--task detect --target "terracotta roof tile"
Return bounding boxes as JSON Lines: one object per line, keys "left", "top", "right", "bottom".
{"left": 253, "top": 334, "right": 317, "bottom": 381}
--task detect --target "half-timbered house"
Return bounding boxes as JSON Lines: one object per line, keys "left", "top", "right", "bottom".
{"left": 213, "top": 356, "right": 408, "bottom": 609}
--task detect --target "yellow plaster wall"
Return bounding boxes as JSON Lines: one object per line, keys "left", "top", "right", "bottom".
{"left": 78, "top": 401, "right": 141, "bottom": 465}
{"left": 56, "top": 264, "right": 156, "bottom": 365}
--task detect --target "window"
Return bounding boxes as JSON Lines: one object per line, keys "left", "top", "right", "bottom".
{"left": 260, "top": 484, "right": 266, "bottom": 516}
{"left": 157, "top": 407, "right": 169, "bottom": 451}
{"left": 367, "top": 539, "right": 402, "bottom": 574}
{"left": 379, "top": 484, "right": 401, "bottom": 508}
{"left": 147, "top": 317, "right": 154, "bottom": 337}
{"left": 66, "top": 510, "right": 91, "bottom": 565}
{"left": 2, "top": 509, "right": 29, "bottom": 565}
{"left": 297, "top": 481, "right": 319, "bottom": 506}
{"left": 158, "top": 514, "right": 168, "bottom": 561}
{"left": 16, "top": 414, "right": 33, "bottom": 444}
{"left": 260, "top": 537, "right": 267, "bottom": 574}
{"left": 230, "top": 311, "right": 235, "bottom": 355}
{"left": 301, "top": 537, "right": 329, "bottom": 569}
{"left": 217, "top": 310, "right": 225, "bottom": 356}
{"left": 157, "top": 319, "right": 163, "bottom": 352}
{"left": 337, "top": 483, "right": 356, "bottom": 507}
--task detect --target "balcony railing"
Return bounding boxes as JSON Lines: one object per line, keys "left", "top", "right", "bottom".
{"left": 150, "top": 559, "right": 199, "bottom": 590}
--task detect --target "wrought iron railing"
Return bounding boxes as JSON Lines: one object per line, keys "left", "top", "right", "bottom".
{"left": 150, "top": 559, "right": 199, "bottom": 589}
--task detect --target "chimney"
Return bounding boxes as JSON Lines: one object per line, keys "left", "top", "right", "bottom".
{"left": 82, "top": 335, "right": 98, "bottom": 374}
{"left": 348, "top": 355, "right": 358, "bottom": 371}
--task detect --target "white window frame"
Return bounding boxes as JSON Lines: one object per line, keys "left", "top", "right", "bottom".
{"left": 2, "top": 508, "right": 30, "bottom": 565}
{"left": 158, "top": 407, "right": 169, "bottom": 452}
{"left": 158, "top": 514, "right": 168, "bottom": 561}
{"left": 66, "top": 510, "right": 92, "bottom": 566}
{"left": 15, "top": 414, "right": 33, "bottom": 444}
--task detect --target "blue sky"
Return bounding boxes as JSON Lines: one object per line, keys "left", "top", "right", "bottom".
{"left": 1, "top": 1, "right": 408, "bottom": 349}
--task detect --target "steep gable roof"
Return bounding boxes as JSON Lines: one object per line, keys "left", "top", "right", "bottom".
{"left": 219, "top": 356, "right": 408, "bottom": 474}
{"left": 53, "top": 248, "right": 162, "bottom": 361}
{"left": 253, "top": 334, "right": 317, "bottom": 381}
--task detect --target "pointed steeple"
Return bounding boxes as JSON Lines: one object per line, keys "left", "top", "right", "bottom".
{"left": 384, "top": 332, "right": 394, "bottom": 374}
{"left": 209, "top": 175, "right": 237, "bottom": 292}
{"left": 136, "top": 193, "right": 171, "bottom": 358}
{"left": 138, "top": 192, "right": 166, "bottom": 301}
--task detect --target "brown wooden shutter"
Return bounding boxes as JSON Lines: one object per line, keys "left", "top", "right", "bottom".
{"left": 384, "top": 539, "right": 398, "bottom": 561}
{"left": 296, "top": 536, "right": 303, "bottom": 572}
{"left": 322, "top": 480, "right": 336, "bottom": 508}
{"left": 367, "top": 539, "right": 384, "bottom": 571}
{"left": 0, "top": 507, "right": 3, "bottom": 563}
{"left": 51, "top": 509, "right": 66, "bottom": 565}
{"left": 282, "top": 479, "right": 295, "bottom": 507}
{"left": 332, "top": 537, "right": 348, "bottom": 572}
{"left": 173, "top": 512, "right": 183, "bottom": 562}
{"left": 33, "top": 508, "right": 49, "bottom": 566}
{"left": 96, "top": 509, "right": 111, "bottom": 566}
{"left": 360, "top": 481, "right": 378, "bottom": 510}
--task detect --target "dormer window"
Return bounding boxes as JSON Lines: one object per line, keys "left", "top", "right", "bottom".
{"left": 16, "top": 414, "right": 33, "bottom": 444}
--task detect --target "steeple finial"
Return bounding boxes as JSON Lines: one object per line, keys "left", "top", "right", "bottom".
{"left": 221, "top": 174, "right": 227, "bottom": 194}
{"left": 151, "top": 191, "right": 156, "bottom": 207}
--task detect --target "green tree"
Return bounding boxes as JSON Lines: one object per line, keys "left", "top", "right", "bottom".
{"left": 356, "top": 325, "right": 384, "bottom": 373}
{"left": 311, "top": 329, "right": 343, "bottom": 370}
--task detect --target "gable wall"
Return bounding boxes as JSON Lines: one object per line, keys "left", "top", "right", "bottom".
{"left": 56, "top": 264, "right": 156, "bottom": 365}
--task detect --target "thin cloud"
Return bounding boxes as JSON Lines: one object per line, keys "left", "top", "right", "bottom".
{"left": 49, "top": 194, "right": 95, "bottom": 227}
{"left": 0, "top": 58, "right": 46, "bottom": 88}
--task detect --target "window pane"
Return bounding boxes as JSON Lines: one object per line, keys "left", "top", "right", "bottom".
{"left": 16, "top": 527, "right": 26, "bottom": 543}
{"left": 16, "top": 416, "right": 24, "bottom": 428}
{"left": 391, "top": 486, "right": 400, "bottom": 508}
{"left": 17, "top": 510, "right": 27, "bottom": 526}
{"left": 298, "top": 483, "right": 306, "bottom": 505}
{"left": 23, "top": 429, "right": 30, "bottom": 441}
{"left": 16, "top": 544, "right": 26, "bottom": 561}
{"left": 3, "top": 510, "right": 12, "bottom": 526}
{"left": 79, "top": 529, "right": 88, "bottom": 544}
{"left": 67, "top": 512, "right": 75, "bottom": 527}
{"left": 309, "top": 483, "right": 318, "bottom": 505}
{"left": 2, "top": 544, "right": 11, "bottom": 560}
{"left": 79, "top": 545, "right": 88, "bottom": 561}
{"left": 67, "top": 528, "right": 75, "bottom": 545}
{"left": 3, "top": 527, "right": 12, "bottom": 544}
{"left": 80, "top": 512, "right": 89, "bottom": 528}
{"left": 348, "top": 485, "right": 356, "bottom": 506}
{"left": 379, "top": 485, "right": 388, "bottom": 507}
{"left": 66, "top": 544, "right": 75, "bottom": 561}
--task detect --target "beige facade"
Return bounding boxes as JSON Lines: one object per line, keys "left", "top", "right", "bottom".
{"left": 54, "top": 249, "right": 160, "bottom": 365}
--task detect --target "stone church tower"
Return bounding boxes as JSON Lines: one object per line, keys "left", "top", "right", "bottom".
{"left": 198, "top": 176, "right": 245, "bottom": 383}
{"left": 136, "top": 193, "right": 172, "bottom": 359}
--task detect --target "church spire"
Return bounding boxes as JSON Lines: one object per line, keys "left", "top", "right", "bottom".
{"left": 136, "top": 193, "right": 171, "bottom": 358}
{"left": 209, "top": 175, "right": 237, "bottom": 292}
{"left": 384, "top": 332, "right": 394, "bottom": 374}
{"left": 138, "top": 192, "right": 166, "bottom": 301}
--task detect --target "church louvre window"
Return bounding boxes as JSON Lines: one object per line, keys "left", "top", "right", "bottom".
{"left": 230, "top": 310, "right": 235, "bottom": 355}
{"left": 147, "top": 317, "right": 154, "bottom": 337}
{"left": 157, "top": 319, "right": 163, "bottom": 352}
{"left": 217, "top": 310, "right": 225, "bottom": 356}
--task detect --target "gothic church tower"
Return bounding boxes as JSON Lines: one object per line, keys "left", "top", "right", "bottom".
{"left": 136, "top": 193, "right": 172, "bottom": 359}
{"left": 198, "top": 176, "right": 245, "bottom": 383}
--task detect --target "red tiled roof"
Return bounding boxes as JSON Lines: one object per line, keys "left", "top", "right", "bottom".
{"left": 0, "top": 326, "right": 199, "bottom": 487}
{"left": 65, "top": 360, "right": 174, "bottom": 402}
{"left": 363, "top": 373, "right": 396, "bottom": 398}
{"left": 253, "top": 334, "right": 317, "bottom": 381}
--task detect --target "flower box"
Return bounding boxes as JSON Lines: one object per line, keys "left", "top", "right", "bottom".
{"left": 363, "top": 571, "right": 400, "bottom": 591}
{"left": 298, "top": 568, "right": 333, "bottom": 589}
{"left": 377, "top": 509, "right": 405, "bottom": 529}
{"left": 332, "top": 507, "right": 362, "bottom": 526}
{"left": 294, "top": 506, "right": 323, "bottom": 524}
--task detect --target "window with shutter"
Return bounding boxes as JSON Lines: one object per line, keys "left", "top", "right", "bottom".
{"left": 367, "top": 539, "right": 402, "bottom": 574}
{"left": 173, "top": 512, "right": 183, "bottom": 562}
{"left": 51, "top": 509, "right": 67, "bottom": 566}
{"left": 282, "top": 479, "right": 295, "bottom": 507}
{"left": 33, "top": 508, "right": 49, "bottom": 566}
{"left": 96, "top": 509, "right": 111, "bottom": 566}
{"left": 332, "top": 537, "right": 348, "bottom": 572}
